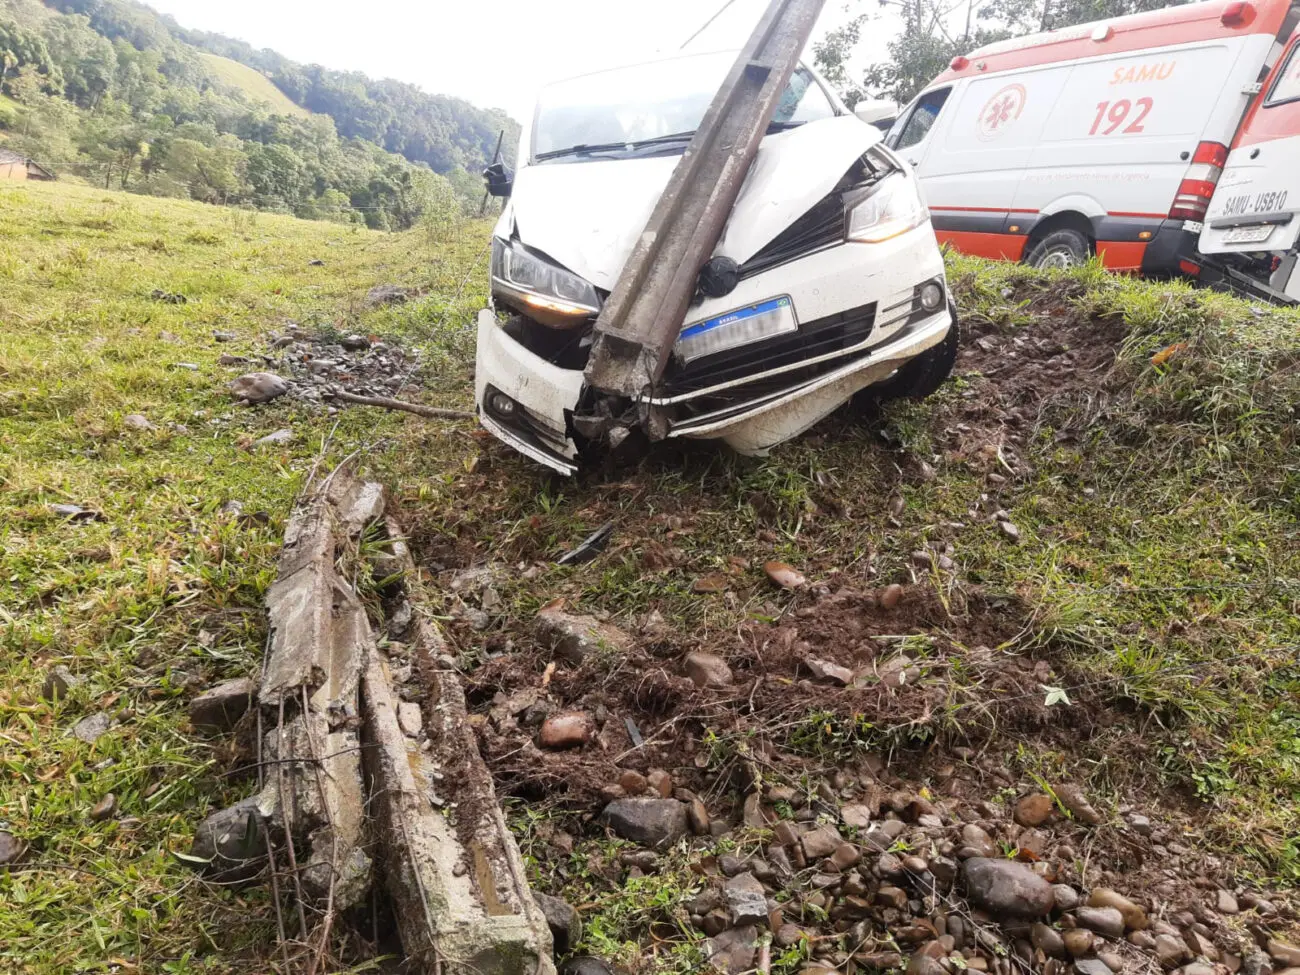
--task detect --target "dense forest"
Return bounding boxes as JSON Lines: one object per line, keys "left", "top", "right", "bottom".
{"left": 0, "top": 0, "right": 520, "bottom": 227}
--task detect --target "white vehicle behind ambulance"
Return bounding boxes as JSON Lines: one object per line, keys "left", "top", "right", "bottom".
{"left": 887, "top": 0, "right": 1300, "bottom": 299}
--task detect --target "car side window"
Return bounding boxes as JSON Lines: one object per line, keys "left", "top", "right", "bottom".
{"left": 891, "top": 88, "right": 952, "bottom": 150}
{"left": 1265, "top": 43, "right": 1300, "bottom": 106}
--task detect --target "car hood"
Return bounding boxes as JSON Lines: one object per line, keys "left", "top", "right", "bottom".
{"left": 503, "top": 115, "right": 881, "bottom": 293}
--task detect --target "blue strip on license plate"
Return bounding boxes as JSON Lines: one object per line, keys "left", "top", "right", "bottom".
{"left": 680, "top": 297, "right": 793, "bottom": 340}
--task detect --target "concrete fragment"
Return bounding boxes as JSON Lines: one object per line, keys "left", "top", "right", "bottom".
{"left": 189, "top": 678, "right": 257, "bottom": 733}
{"left": 534, "top": 607, "right": 629, "bottom": 665}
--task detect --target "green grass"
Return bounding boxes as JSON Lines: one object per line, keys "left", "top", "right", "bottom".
{"left": 5, "top": 177, "right": 1300, "bottom": 973}
{"left": 199, "top": 54, "right": 312, "bottom": 120}
{"left": 0, "top": 179, "right": 487, "bottom": 972}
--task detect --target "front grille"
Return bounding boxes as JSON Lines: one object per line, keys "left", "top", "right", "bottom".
{"left": 661, "top": 302, "right": 876, "bottom": 400}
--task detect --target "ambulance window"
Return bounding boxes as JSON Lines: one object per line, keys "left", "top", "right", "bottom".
{"left": 893, "top": 88, "right": 951, "bottom": 149}
{"left": 1265, "top": 44, "right": 1300, "bottom": 106}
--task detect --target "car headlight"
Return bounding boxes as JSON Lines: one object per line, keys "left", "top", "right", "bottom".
{"left": 846, "top": 175, "right": 929, "bottom": 244}
{"left": 491, "top": 238, "right": 600, "bottom": 327}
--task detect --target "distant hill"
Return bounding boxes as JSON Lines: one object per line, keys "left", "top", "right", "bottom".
{"left": 0, "top": 0, "right": 517, "bottom": 227}
{"left": 198, "top": 52, "right": 310, "bottom": 120}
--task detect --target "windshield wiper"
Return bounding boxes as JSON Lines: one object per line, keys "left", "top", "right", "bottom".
{"left": 534, "top": 142, "right": 633, "bottom": 161}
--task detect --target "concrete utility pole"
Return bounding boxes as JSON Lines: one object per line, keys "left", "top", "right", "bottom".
{"left": 579, "top": 0, "right": 829, "bottom": 434}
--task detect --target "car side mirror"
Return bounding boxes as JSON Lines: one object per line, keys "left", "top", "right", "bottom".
{"left": 483, "top": 162, "right": 513, "bottom": 198}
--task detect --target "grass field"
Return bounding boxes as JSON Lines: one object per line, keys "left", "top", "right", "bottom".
{"left": 2, "top": 178, "right": 1299, "bottom": 973}
{"left": 199, "top": 54, "right": 313, "bottom": 120}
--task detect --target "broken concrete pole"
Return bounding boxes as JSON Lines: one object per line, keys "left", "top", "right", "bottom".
{"left": 255, "top": 469, "right": 384, "bottom": 910}
{"left": 363, "top": 512, "right": 555, "bottom": 974}
{"left": 362, "top": 647, "right": 555, "bottom": 974}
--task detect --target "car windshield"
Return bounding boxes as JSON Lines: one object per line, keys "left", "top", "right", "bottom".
{"left": 532, "top": 51, "right": 836, "bottom": 162}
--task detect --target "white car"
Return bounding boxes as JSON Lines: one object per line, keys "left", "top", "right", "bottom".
{"left": 476, "top": 51, "right": 957, "bottom": 475}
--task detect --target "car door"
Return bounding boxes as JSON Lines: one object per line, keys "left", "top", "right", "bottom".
{"left": 1200, "top": 31, "right": 1300, "bottom": 254}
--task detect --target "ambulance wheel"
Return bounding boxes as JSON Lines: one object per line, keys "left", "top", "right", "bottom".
{"left": 871, "top": 302, "right": 959, "bottom": 402}
{"left": 1025, "top": 229, "right": 1091, "bottom": 269}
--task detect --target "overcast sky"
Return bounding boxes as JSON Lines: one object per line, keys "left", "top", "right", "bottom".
{"left": 140, "top": 0, "right": 904, "bottom": 121}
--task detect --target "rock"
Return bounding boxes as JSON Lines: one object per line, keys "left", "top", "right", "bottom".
{"left": 1098, "top": 951, "right": 1125, "bottom": 973}
{"left": 647, "top": 769, "right": 672, "bottom": 797}
{"left": 397, "top": 702, "right": 423, "bottom": 737}
{"left": 1034, "top": 923, "right": 1067, "bottom": 958}
{"left": 876, "top": 886, "right": 909, "bottom": 910}
{"left": 340, "top": 334, "right": 370, "bottom": 351}
{"left": 1127, "top": 813, "right": 1153, "bottom": 835}
{"left": 218, "top": 354, "right": 250, "bottom": 367}
{"left": 190, "top": 794, "right": 271, "bottom": 881}
{"left": 229, "top": 372, "right": 290, "bottom": 404}
{"left": 1064, "top": 930, "right": 1096, "bottom": 958}
{"left": 830, "top": 843, "right": 861, "bottom": 871}
{"left": 1270, "top": 944, "right": 1300, "bottom": 968}
{"left": 1129, "top": 932, "right": 1156, "bottom": 951}
{"left": 708, "top": 925, "right": 759, "bottom": 974}
{"left": 49, "top": 503, "right": 102, "bottom": 522}
{"left": 1087, "top": 890, "right": 1148, "bottom": 931}
{"left": 0, "top": 830, "right": 26, "bottom": 866}
{"left": 1075, "top": 959, "right": 1113, "bottom": 975}
{"left": 998, "top": 520, "right": 1021, "bottom": 542}
{"left": 764, "top": 561, "right": 807, "bottom": 589}
{"left": 1217, "top": 890, "right": 1239, "bottom": 915}
{"left": 1076, "top": 907, "right": 1126, "bottom": 939}
{"left": 880, "top": 583, "right": 904, "bottom": 610}
{"left": 777, "top": 924, "right": 807, "bottom": 948}
{"left": 806, "top": 658, "right": 853, "bottom": 685}
{"left": 684, "top": 652, "right": 734, "bottom": 689}
{"left": 724, "top": 872, "right": 769, "bottom": 925}
{"left": 687, "top": 799, "right": 710, "bottom": 835}
{"left": 533, "top": 892, "right": 581, "bottom": 953}
{"left": 189, "top": 678, "right": 257, "bottom": 733}
{"left": 366, "top": 284, "right": 411, "bottom": 307}
{"left": 1053, "top": 885, "right": 1082, "bottom": 912}
{"left": 71, "top": 712, "right": 111, "bottom": 744}
{"left": 603, "top": 798, "right": 688, "bottom": 849}
{"left": 122, "top": 413, "right": 156, "bottom": 431}
{"left": 562, "top": 958, "right": 614, "bottom": 975}
{"left": 89, "top": 794, "right": 117, "bottom": 821}
{"left": 619, "top": 770, "right": 648, "bottom": 795}
{"left": 254, "top": 428, "right": 295, "bottom": 448}
{"left": 801, "top": 824, "right": 843, "bottom": 860}
{"left": 1055, "top": 784, "right": 1103, "bottom": 825}
{"left": 960, "top": 824, "right": 999, "bottom": 858}
{"left": 535, "top": 607, "right": 629, "bottom": 665}
{"left": 1177, "top": 965, "right": 1218, "bottom": 975}
{"left": 841, "top": 803, "right": 873, "bottom": 828}
{"left": 963, "top": 857, "right": 1054, "bottom": 918}
{"left": 719, "top": 854, "right": 746, "bottom": 877}
{"left": 213, "top": 330, "right": 236, "bottom": 342}
{"left": 1015, "top": 793, "right": 1055, "bottom": 827}
{"left": 539, "top": 712, "right": 595, "bottom": 750}
{"left": 1243, "top": 953, "right": 1273, "bottom": 975}
{"left": 1156, "top": 935, "right": 1192, "bottom": 968}
{"left": 42, "top": 665, "right": 81, "bottom": 702}
{"left": 1185, "top": 931, "right": 1219, "bottom": 962}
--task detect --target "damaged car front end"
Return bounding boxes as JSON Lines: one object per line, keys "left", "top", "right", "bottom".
{"left": 476, "top": 51, "right": 955, "bottom": 475}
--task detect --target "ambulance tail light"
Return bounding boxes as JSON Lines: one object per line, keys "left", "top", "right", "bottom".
{"left": 1192, "top": 142, "right": 1229, "bottom": 168}
{"left": 1170, "top": 180, "right": 1217, "bottom": 220}
{"left": 1169, "top": 141, "right": 1229, "bottom": 220}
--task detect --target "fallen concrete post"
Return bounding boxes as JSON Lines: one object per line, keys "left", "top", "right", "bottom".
{"left": 360, "top": 513, "right": 556, "bottom": 975}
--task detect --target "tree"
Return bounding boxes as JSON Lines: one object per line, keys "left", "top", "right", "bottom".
{"left": 816, "top": 0, "right": 1188, "bottom": 107}
{"left": 0, "top": 18, "right": 62, "bottom": 96}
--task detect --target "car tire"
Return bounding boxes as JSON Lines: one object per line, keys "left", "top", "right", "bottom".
{"left": 1024, "top": 228, "right": 1091, "bottom": 269}
{"left": 870, "top": 301, "right": 960, "bottom": 402}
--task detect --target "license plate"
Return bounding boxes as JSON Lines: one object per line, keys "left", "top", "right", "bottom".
{"left": 1223, "top": 224, "right": 1275, "bottom": 245}
{"left": 676, "top": 296, "right": 797, "bottom": 364}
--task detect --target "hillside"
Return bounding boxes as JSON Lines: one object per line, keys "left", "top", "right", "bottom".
{"left": 3, "top": 177, "right": 1299, "bottom": 973}
{"left": 198, "top": 51, "right": 310, "bottom": 119}
{"left": 0, "top": 0, "right": 509, "bottom": 225}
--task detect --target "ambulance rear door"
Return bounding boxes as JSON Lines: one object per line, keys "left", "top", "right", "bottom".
{"left": 1201, "top": 31, "right": 1300, "bottom": 254}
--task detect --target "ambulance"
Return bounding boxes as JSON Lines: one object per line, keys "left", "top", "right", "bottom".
{"left": 886, "top": 0, "right": 1300, "bottom": 301}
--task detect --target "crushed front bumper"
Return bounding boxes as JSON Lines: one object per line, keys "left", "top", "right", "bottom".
{"left": 475, "top": 303, "right": 951, "bottom": 475}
